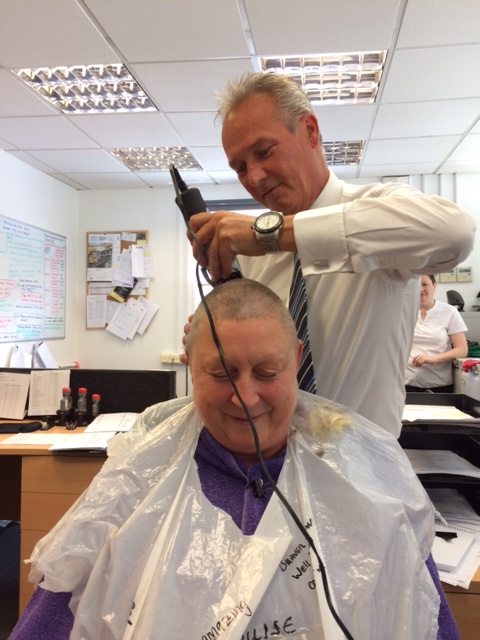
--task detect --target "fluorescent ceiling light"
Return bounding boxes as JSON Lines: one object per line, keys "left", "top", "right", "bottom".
{"left": 259, "top": 51, "right": 386, "bottom": 104}
{"left": 110, "top": 147, "right": 202, "bottom": 172}
{"left": 323, "top": 140, "right": 364, "bottom": 165}
{"left": 13, "top": 63, "right": 156, "bottom": 114}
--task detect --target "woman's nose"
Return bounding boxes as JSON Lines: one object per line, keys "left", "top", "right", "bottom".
{"left": 231, "top": 375, "right": 260, "bottom": 408}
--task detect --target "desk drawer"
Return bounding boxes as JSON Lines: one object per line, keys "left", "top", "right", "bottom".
{"left": 444, "top": 592, "right": 480, "bottom": 640}
{"left": 22, "top": 455, "right": 105, "bottom": 494}
{"left": 21, "top": 491, "right": 81, "bottom": 530}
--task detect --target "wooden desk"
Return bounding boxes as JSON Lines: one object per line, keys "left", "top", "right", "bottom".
{"left": 0, "top": 429, "right": 105, "bottom": 612}
{"left": 443, "top": 569, "right": 480, "bottom": 640}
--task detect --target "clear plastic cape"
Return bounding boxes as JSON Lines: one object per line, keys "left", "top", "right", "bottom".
{"left": 28, "top": 392, "right": 438, "bottom": 640}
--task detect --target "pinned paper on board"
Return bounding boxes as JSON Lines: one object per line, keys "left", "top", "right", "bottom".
{"left": 105, "top": 297, "right": 158, "bottom": 341}
{"left": 86, "top": 231, "right": 156, "bottom": 338}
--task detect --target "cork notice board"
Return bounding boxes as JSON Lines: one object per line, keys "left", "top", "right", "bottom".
{"left": 86, "top": 231, "right": 149, "bottom": 330}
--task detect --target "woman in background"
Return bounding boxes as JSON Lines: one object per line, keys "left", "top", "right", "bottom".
{"left": 406, "top": 275, "right": 468, "bottom": 392}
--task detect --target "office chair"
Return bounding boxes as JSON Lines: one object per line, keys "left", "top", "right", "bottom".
{"left": 446, "top": 290, "right": 465, "bottom": 311}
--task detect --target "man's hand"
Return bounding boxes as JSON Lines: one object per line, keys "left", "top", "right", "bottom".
{"left": 187, "top": 211, "right": 264, "bottom": 283}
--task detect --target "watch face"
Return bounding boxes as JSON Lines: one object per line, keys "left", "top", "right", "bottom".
{"left": 256, "top": 212, "right": 282, "bottom": 233}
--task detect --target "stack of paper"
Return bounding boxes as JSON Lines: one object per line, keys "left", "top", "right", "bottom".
{"left": 427, "top": 488, "right": 480, "bottom": 588}
{"left": 433, "top": 526, "right": 476, "bottom": 572}
{"left": 404, "top": 449, "right": 480, "bottom": 479}
{"left": 428, "top": 487, "right": 480, "bottom": 533}
{"left": 49, "top": 413, "right": 138, "bottom": 453}
{"left": 402, "top": 404, "right": 479, "bottom": 422}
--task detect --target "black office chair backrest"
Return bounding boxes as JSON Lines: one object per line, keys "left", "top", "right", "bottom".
{"left": 446, "top": 290, "right": 465, "bottom": 311}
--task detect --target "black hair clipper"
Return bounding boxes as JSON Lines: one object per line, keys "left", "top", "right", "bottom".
{"left": 169, "top": 163, "right": 242, "bottom": 286}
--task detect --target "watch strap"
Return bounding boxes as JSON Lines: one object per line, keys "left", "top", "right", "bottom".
{"left": 256, "top": 234, "right": 280, "bottom": 253}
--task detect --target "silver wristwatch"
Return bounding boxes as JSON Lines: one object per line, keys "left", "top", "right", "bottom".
{"left": 252, "top": 211, "right": 284, "bottom": 254}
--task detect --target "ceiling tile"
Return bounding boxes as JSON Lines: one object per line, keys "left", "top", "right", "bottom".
{"left": 70, "top": 112, "right": 183, "bottom": 148}
{"left": 176, "top": 171, "right": 217, "bottom": 184}
{"left": 381, "top": 45, "right": 480, "bottom": 103}
{"left": 134, "top": 172, "right": 178, "bottom": 187}
{"left": 0, "top": 0, "right": 119, "bottom": 68}
{"left": 131, "top": 59, "right": 254, "bottom": 112}
{"left": 83, "top": 0, "right": 250, "bottom": 61}
{"left": 188, "top": 146, "right": 231, "bottom": 171}
{"left": 245, "top": 0, "right": 400, "bottom": 55}
{"left": 26, "top": 149, "right": 130, "bottom": 173}
{"left": 327, "top": 166, "right": 359, "bottom": 180}
{"left": 371, "top": 99, "right": 480, "bottom": 138}
{"left": 447, "top": 134, "right": 480, "bottom": 161}
{"left": 469, "top": 119, "right": 480, "bottom": 134}
{"left": 397, "top": 0, "right": 480, "bottom": 47}
{"left": 61, "top": 172, "right": 149, "bottom": 189}
{"left": 0, "top": 137, "right": 15, "bottom": 151}
{"left": 359, "top": 163, "right": 439, "bottom": 177}
{"left": 362, "top": 136, "right": 461, "bottom": 165}
{"left": 166, "top": 112, "right": 221, "bottom": 147}
{"left": 438, "top": 161, "right": 480, "bottom": 173}
{"left": 207, "top": 170, "right": 239, "bottom": 184}
{"left": 314, "top": 104, "right": 376, "bottom": 141}
{"left": 48, "top": 174, "right": 90, "bottom": 190}
{"left": 7, "top": 149, "right": 58, "bottom": 173}
{"left": 0, "top": 116, "right": 99, "bottom": 149}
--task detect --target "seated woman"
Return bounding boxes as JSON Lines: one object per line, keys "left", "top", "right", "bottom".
{"left": 11, "top": 279, "right": 458, "bottom": 639}
{"left": 406, "top": 274, "right": 468, "bottom": 392}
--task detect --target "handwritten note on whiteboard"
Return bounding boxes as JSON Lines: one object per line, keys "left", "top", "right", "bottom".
{"left": 0, "top": 214, "right": 66, "bottom": 343}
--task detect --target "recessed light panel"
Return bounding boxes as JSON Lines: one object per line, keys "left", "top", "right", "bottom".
{"left": 110, "top": 147, "right": 202, "bottom": 172}
{"left": 13, "top": 64, "right": 157, "bottom": 114}
{"left": 259, "top": 51, "right": 386, "bottom": 105}
{"left": 324, "top": 140, "right": 364, "bottom": 165}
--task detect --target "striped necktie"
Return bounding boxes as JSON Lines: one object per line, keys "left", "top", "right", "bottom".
{"left": 288, "top": 253, "right": 317, "bottom": 394}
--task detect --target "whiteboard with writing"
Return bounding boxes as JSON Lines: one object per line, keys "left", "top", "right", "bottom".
{"left": 0, "top": 214, "right": 66, "bottom": 342}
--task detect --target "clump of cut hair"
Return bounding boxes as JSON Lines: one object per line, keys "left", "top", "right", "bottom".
{"left": 187, "top": 278, "right": 298, "bottom": 356}
{"left": 293, "top": 397, "right": 352, "bottom": 447}
{"left": 306, "top": 403, "right": 352, "bottom": 438}
{"left": 217, "top": 72, "right": 321, "bottom": 144}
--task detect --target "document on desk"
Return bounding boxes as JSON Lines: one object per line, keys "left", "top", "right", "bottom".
{"left": 27, "top": 369, "right": 70, "bottom": 416}
{"left": 402, "top": 404, "right": 477, "bottom": 422}
{"left": 84, "top": 412, "right": 137, "bottom": 433}
{"left": 404, "top": 449, "right": 480, "bottom": 478}
{"left": 0, "top": 372, "right": 29, "bottom": 419}
{"left": 0, "top": 433, "right": 70, "bottom": 446}
{"left": 49, "top": 432, "right": 115, "bottom": 452}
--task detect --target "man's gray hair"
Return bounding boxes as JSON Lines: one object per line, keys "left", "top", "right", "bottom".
{"left": 187, "top": 278, "right": 298, "bottom": 355}
{"left": 217, "top": 72, "right": 318, "bottom": 138}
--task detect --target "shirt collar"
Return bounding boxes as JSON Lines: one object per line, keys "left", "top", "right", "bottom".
{"left": 311, "top": 171, "right": 343, "bottom": 209}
